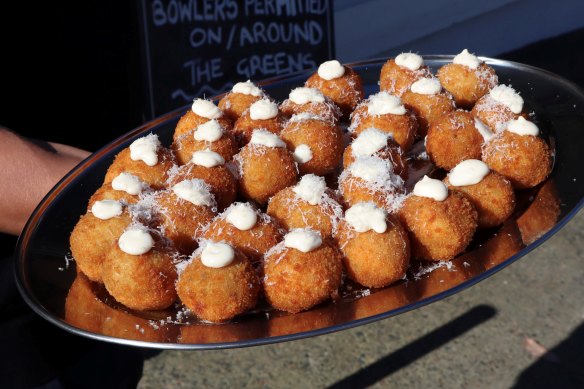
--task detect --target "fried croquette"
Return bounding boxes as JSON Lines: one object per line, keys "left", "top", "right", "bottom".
{"left": 482, "top": 130, "right": 552, "bottom": 189}
{"left": 305, "top": 61, "right": 364, "bottom": 117}
{"left": 280, "top": 115, "right": 343, "bottom": 175}
{"left": 203, "top": 203, "right": 284, "bottom": 263}
{"left": 103, "top": 146, "right": 175, "bottom": 190}
{"left": 70, "top": 211, "right": 132, "bottom": 283}
{"left": 445, "top": 170, "right": 515, "bottom": 228}
{"left": 437, "top": 50, "right": 498, "bottom": 109}
{"left": 176, "top": 243, "right": 260, "bottom": 322}
{"left": 87, "top": 183, "right": 138, "bottom": 211}
{"left": 349, "top": 96, "right": 418, "bottom": 151}
{"left": 101, "top": 235, "right": 178, "bottom": 311}
{"left": 338, "top": 156, "right": 405, "bottom": 212}
{"left": 267, "top": 175, "right": 343, "bottom": 238}
{"left": 263, "top": 231, "right": 343, "bottom": 313}
{"left": 336, "top": 209, "right": 410, "bottom": 288}
{"left": 471, "top": 84, "right": 524, "bottom": 131}
{"left": 234, "top": 132, "right": 298, "bottom": 205}
{"left": 168, "top": 162, "right": 237, "bottom": 211}
{"left": 171, "top": 120, "right": 238, "bottom": 165}
{"left": 151, "top": 185, "right": 217, "bottom": 254}
{"left": 379, "top": 54, "right": 433, "bottom": 96}
{"left": 426, "top": 110, "right": 484, "bottom": 170}
{"left": 232, "top": 99, "right": 285, "bottom": 145}
{"left": 398, "top": 190, "right": 477, "bottom": 261}
{"left": 173, "top": 100, "right": 232, "bottom": 142}
{"left": 218, "top": 80, "right": 266, "bottom": 121}
{"left": 342, "top": 127, "right": 408, "bottom": 180}
{"left": 280, "top": 87, "right": 342, "bottom": 123}
{"left": 401, "top": 79, "right": 455, "bottom": 138}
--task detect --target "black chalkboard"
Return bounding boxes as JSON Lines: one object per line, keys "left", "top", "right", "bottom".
{"left": 138, "top": 0, "right": 335, "bottom": 118}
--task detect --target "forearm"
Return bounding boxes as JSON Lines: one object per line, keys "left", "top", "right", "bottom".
{"left": 0, "top": 128, "right": 90, "bottom": 235}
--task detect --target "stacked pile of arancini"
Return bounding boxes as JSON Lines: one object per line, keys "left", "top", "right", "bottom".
{"left": 70, "top": 50, "right": 552, "bottom": 323}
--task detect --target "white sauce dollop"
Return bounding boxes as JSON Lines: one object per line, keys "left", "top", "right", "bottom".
{"left": 192, "top": 99, "right": 222, "bottom": 119}
{"left": 448, "top": 159, "right": 490, "bottom": 186}
{"left": 249, "top": 99, "right": 278, "bottom": 120}
{"left": 318, "top": 60, "right": 345, "bottom": 80}
{"left": 284, "top": 229, "right": 322, "bottom": 253}
{"left": 349, "top": 156, "right": 393, "bottom": 183}
{"left": 201, "top": 242, "right": 235, "bottom": 268}
{"left": 111, "top": 173, "right": 145, "bottom": 195}
{"left": 410, "top": 78, "right": 442, "bottom": 95}
{"left": 367, "top": 92, "right": 406, "bottom": 116}
{"left": 293, "top": 174, "right": 327, "bottom": 205}
{"left": 293, "top": 144, "right": 313, "bottom": 163}
{"left": 129, "top": 134, "right": 161, "bottom": 167}
{"left": 194, "top": 120, "right": 223, "bottom": 142}
{"left": 506, "top": 116, "right": 539, "bottom": 136}
{"left": 191, "top": 149, "right": 225, "bottom": 167}
{"left": 351, "top": 128, "right": 388, "bottom": 157}
{"left": 91, "top": 200, "right": 123, "bottom": 220}
{"left": 289, "top": 87, "right": 325, "bottom": 104}
{"left": 345, "top": 202, "right": 387, "bottom": 233}
{"left": 232, "top": 80, "right": 263, "bottom": 96}
{"left": 250, "top": 129, "right": 286, "bottom": 148}
{"left": 413, "top": 175, "right": 448, "bottom": 201}
{"left": 226, "top": 203, "right": 258, "bottom": 231}
{"left": 172, "top": 179, "right": 214, "bottom": 207}
{"left": 489, "top": 85, "right": 524, "bottom": 114}
{"left": 474, "top": 118, "right": 493, "bottom": 142}
{"left": 395, "top": 52, "right": 424, "bottom": 71}
{"left": 118, "top": 227, "right": 154, "bottom": 255}
{"left": 453, "top": 49, "right": 480, "bottom": 70}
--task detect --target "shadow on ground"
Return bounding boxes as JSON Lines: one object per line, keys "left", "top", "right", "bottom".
{"left": 513, "top": 321, "right": 584, "bottom": 389}
{"left": 328, "top": 305, "right": 497, "bottom": 389}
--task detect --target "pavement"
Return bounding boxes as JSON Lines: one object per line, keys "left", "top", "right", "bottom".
{"left": 138, "top": 208, "right": 584, "bottom": 389}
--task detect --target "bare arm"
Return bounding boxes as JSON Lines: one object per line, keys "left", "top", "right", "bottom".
{"left": 0, "top": 127, "right": 90, "bottom": 235}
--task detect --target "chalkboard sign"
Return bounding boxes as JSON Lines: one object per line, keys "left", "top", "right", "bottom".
{"left": 138, "top": 0, "right": 335, "bottom": 118}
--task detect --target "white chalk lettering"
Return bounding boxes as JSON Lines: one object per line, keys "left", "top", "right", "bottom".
{"left": 189, "top": 26, "right": 222, "bottom": 48}
{"left": 184, "top": 58, "right": 223, "bottom": 86}
{"left": 236, "top": 52, "right": 315, "bottom": 78}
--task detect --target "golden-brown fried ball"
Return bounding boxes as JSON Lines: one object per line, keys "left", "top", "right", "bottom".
{"left": 401, "top": 80, "right": 455, "bottom": 138}
{"left": 171, "top": 120, "right": 238, "bottom": 165}
{"left": 398, "top": 189, "right": 478, "bottom": 261}
{"left": 445, "top": 169, "right": 515, "bottom": 228}
{"left": 426, "top": 110, "right": 484, "bottom": 170}
{"left": 336, "top": 205, "right": 410, "bottom": 288}
{"left": 280, "top": 87, "right": 341, "bottom": 123}
{"left": 70, "top": 210, "right": 132, "bottom": 283}
{"left": 104, "top": 147, "right": 176, "bottom": 190}
{"left": 305, "top": 61, "right": 364, "bottom": 118}
{"left": 87, "top": 183, "right": 138, "bottom": 211}
{"left": 176, "top": 242, "right": 260, "bottom": 322}
{"left": 379, "top": 55, "right": 433, "bottom": 96}
{"left": 280, "top": 115, "right": 343, "bottom": 176}
{"left": 267, "top": 175, "right": 343, "bottom": 239}
{"left": 343, "top": 127, "right": 408, "bottom": 180}
{"left": 174, "top": 100, "right": 232, "bottom": 142}
{"left": 263, "top": 231, "right": 343, "bottom": 313}
{"left": 234, "top": 133, "right": 298, "bottom": 205}
{"left": 349, "top": 96, "right": 418, "bottom": 151}
{"left": 437, "top": 52, "right": 498, "bottom": 109}
{"left": 203, "top": 202, "right": 284, "bottom": 263}
{"left": 102, "top": 231, "right": 178, "bottom": 311}
{"left": 482, "top": 130, "right": 552, "bottom": 189}
{"left": 168, "top": 161, "right": 237, "bottom": 211}
{"left": 471, "top": 84, "right": 524, "bottom": 132}
{"left": 218, "top": 81, "right": 266, "bottom": 121}
{"left": 151, "top": 183, "right": 217, "bottom": 254}
{"left": 232, "top": 99, "right": 285, "bottom": 146}
{"left": 339, "top": 156, "right": 406, "bottom": 212}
